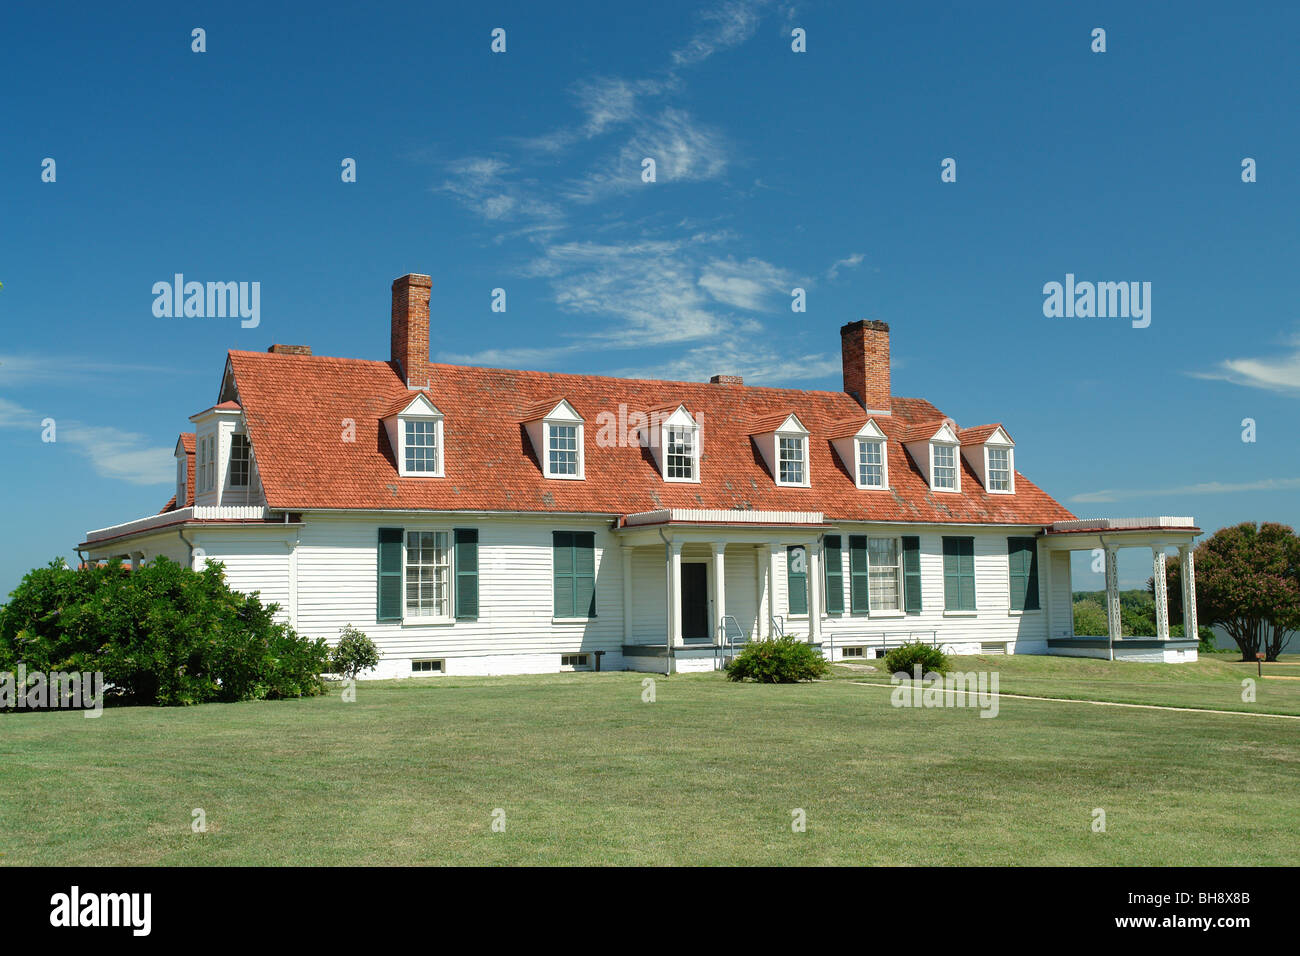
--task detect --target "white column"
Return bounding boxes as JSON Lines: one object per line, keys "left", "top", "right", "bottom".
{"left": 1152, "top": 548, "right": 1170, "bottom": 640}
{"left": 768, "top": 543, "right": 783, "bottom": 636}
{"left": 622, "top": 546, "right": 635, "bottom": 644}
{"left": 755, "top": 545, "right": 767, "bottom": 639}
{"left": 131, "top": 551, "right": 144, "bottom": 571}
{"left": 711, "top": 542, "right": 727, "bottom": 643}
{"left": 668, "top": 540, "right": 684, "bottom": 647}
{"left": 1104, "top": 545, "right": 1122, "bottom": 651}
{"left": 805, "top": 539, "right": 821, "bottom": 644}
{"left": 1179, "top": 546, "right": 1198, "bottom": 641}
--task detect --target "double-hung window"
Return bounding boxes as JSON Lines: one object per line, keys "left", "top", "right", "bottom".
{"left": 778, "top": 436, "right": 805, "bottom": 485}
{"left": 932, "top": 444, "right": 957, "bottom": 490}
{"left": 406, "top": 531, "right": 450, "bottom": 619}
{"left": 858, "top": 439, "right": 885, "bottom": 488}
{"left": 666, "top": 426, "right": 695, "bottom": 480}
{"left": 987, "top": 447, "right": 1011, "bottom": 492}
{"left": 230, "top": 434, "right": 251, "bottom": 486}
{"left": 405, "top": 419, "right": 439, "bottom": 473}
{"left": 548, "top": 424, "right": 579, "bottom": 476}
{"left": 867, "top": 537, "right": 901, "bottom": 611}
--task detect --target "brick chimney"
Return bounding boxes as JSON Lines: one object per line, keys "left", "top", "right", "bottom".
{"left": 267, "top": 344, "right": 312, "bottom": 355}
{"left": 709, "top": 374, "right": 743, "bottom": 386}
{"left": 391, "top": 274, "right": 433, "bottom": 389}
{"left": 840, "top": 319, "right": 891, "bottom": 414}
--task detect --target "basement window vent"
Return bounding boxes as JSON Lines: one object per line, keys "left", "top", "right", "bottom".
{"left": 560, "top": 654, "right": 590, "bottom": 669}
{"left": 842, "top": 646, "right": 865, "bottom": 658}
{"left": 871, "top": 647, "right": 889, "bottom": 659}
{"left": 412, "top": 659, "right": 444, "bottom": 674}
{"left": 980, "top": 643, "right": 1006, "bottom": 655}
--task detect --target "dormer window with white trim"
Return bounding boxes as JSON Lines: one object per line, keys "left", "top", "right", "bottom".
{"left": 959, "top": 425, "right": 1015, "bottom": 494}
{"left": 176, "top": 457, "right": 186, "bottom": 504}
{"left": 830, "top": 418, "right": 889, "bottom": 491}
{"left": 750, "top": 413, "right": 811, "bottom": 488}
{"left": 932, "top": 443, "right": 958, "bottom": 490}
{"left": 644, "top": 404, "right": 701, "bottom": 483}
{"left": 382, "top": 393, "right": 445, "bottom": 478}
{"left": 230, "top": 434, "right": 251, "bottom": 486}
{"left": 520, "top": 399, "right": 585, "bottom": 480}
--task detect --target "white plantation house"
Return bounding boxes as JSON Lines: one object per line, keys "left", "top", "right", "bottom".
{"left": 79, "top": 274, "right": 1202, "bottom": 675}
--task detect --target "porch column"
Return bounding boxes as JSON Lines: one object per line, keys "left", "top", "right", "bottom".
{"left": 1152, "top": 548, "right": 1170, "bottom": 640}
{"left": 755, "top": 545, "right": 768, "bottom": 638}
{"left": 622, "top": 545, "right": 635, "bottom": 643}
{"left": 667, "top": 539, "right": 684, "bottom": 647}
{"left": 711, "top": 541, "right": 727, "bottom": 643}
{"left": 805, "top": 539, "right": 821, "bottom": 644}
{"left": 1103, "top": 545, "right": 1122, "bottom": 655}
{"left": 1179, "top": 545, "right": 1198, "bottom": 641}
{"left": 768, "top": 543, "right": 783, "bottom": 635}
{"left": 131, "top": 551, "right": 144, "bottom": 571}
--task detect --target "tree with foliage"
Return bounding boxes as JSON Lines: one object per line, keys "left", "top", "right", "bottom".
{"left": 1162, "top": 523, "right": 1300, "bottom": 662}
{"left": 0, "top": 557, "right": 330, "bottom": 706}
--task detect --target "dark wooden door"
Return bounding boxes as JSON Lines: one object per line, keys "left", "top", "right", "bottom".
{"left": 681, "top": 563, "right": 709, "bottom": 641}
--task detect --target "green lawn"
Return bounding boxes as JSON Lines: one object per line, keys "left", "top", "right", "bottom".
{"left": 2, "top": 662, "right": 1297, "bottom": 866}
{"left": 834, "top": 652, "right": 1300, "bottom": 716}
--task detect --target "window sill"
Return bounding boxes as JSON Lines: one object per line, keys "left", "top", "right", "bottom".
{"left": 401, "top": 617, "right": 455, "bottom": 627}
{"left": 552, "top": 617, "right": 596, "bottom": 625}
{"left": 869, "top": 610, "right": 906, "bottom": 619}
{"left": 943, "top": 610, "right": 978, "bottom": 617}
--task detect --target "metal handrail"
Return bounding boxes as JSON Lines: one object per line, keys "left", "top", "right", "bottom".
{"left": 719, "top": 615, "right": 746, "bottom": 657}
{"left": 769, "top": 614, "right": 784, "bottom": 638}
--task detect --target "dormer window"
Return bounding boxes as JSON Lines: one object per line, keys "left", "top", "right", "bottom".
{"left": 666, "top": 426, "right": 695, "bottom": 480}
{"left": 778, "top": 436, "right": 805, "bottom": 485}
{"left": 382, "top": 392, "right": 445, "bottom": 478}
{"left": 405, "top": 420, "right": 439, "bottom": 473}
{"left": 750, "top": 412, "right": 811, "bottom": 488}
{"left": 520, "top": 399, "right": 585, "bottom": 480}
{"left": 987, "top": 447, "right": 1011, "bottom": 491}
{"left": 548, "top": 424, "right": 579, "bottom": 476}
{"left": 176, "top": 457, "right": 187, "bottom": 504}
{"left": 858, "top": 440, "right": 885, "bottom": 488}
{"left": 830, "top": 418, "right": 889, "bottom": 491}
{"left": 932, "top": 443, "right": 958, "bottom": 490}
{"left": 230, "top": 434, "right": 251, "bottom": 486}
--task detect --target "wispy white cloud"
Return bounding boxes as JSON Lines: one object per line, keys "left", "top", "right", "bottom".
{"left": 697, "top": 256, "right": 795, "bottom": 311}
{"left": 826, "top": 252, "right": 866, "bottom": 280}
{"left": 1190, "top": 332, "right": 1300, "bottom": 395}
{"left": 1070, "top": 477, "right": 1300, "bottom": 504}
{"left": 670, "top": 0, "right": 769, "bottom": 68}
{"left": 0, "top": 396, "right": 171, "bottom": 485}
{"left": 0, "top": 354, "right": 178, "bottom": 387}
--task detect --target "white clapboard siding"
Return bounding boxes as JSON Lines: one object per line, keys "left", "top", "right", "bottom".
{"left": 194, "top": 531, "right": 292, "bottom": 619}
{"left": 1049, "top": 550, "right": 1074, "bottom": 638}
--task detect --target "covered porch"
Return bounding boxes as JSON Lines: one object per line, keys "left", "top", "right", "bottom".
{"left": 1042, "top": 517, "right": 1201, "bottom": 662}
{"left": 613, "top": 508, "right": 831, "bottom": 673}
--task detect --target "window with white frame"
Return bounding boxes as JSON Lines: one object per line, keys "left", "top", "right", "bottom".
{"left": 932, "top": 443, "right": 958, "bottom": 490}
{"left": 404, "top": 419, "right": 439, "bottom": 473}
{"left": 230, "top": 434, "right": 251, "bottom": 486}
{"left": 405, "top": 531, "right": 450, "bottom": 618}
{"left": 987, "top": 447, "right": 1011, "bottom": 492}
{"left": 548, "top": 423, "right": 579, "bottom": 476}
{"left": 858, "top": 439, "right": 885, "bottom": 488}
{"left": 778, "top": 436, "right": 805, "bottom": 485}
{"left": 867, "top": 537, "right": 901, "bottom": 610}
{"left": 176, "top": 457, "right": 187, "bottom": 504}
{"left": 665, "top": 426, "right": 696, "bottom": 480}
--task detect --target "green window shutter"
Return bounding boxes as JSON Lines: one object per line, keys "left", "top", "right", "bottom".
{"left": 787, "top": 546, "right": 808, "bottom": 615}
{"left": 902, "top": 535, "right": 922, "bottom": 614}
{"left": 1008, "top": 537, "right": 1040, "bottom": 611}
{"left": 553, "top": 531, "right": 574, "bottom": 618}
{"left": 575, "top": 532, "right": 596, "bottom": 618}
{"left": 823, "top": 535, "right": 844, "bottom": 614}
{"left": 849, "top": 535, "right": 870, "bottom": 614}
{"left": 943, "top": 537, "right": 976, "bottom": 611}
{"left": 454, "top": 528, "right": 479, "bottom": 620}
{"left": 377, "top": 527, "right": 404, "bottom": 621}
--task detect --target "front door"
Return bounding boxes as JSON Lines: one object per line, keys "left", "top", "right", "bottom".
{"left": 680, "top": 563, "right": 710, "bottom": 641}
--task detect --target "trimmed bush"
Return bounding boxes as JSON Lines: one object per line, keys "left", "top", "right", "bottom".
{"left": 725, "top": 635, "right": 829, "bottom": 683}
{"left": 0, "top": 557, "right": 329, "bottom": 707}
{"left": 331, "top": 625, "right": 381, "bottom": 678}
{"left": 883, "top": 641, "right": 950, "bottom": 678}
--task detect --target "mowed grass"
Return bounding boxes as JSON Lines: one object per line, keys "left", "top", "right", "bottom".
{"left": 1, "top": 664, "right": 1297, "bottom": 866}
{"left": 834, "top": 652, "right": 1300, "bottom": 716}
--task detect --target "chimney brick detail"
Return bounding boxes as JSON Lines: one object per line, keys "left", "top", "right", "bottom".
{"left": 840, "top": 319, "right": 891, "bottom": 413}
{"left": 392, "top": 274, "right": 433, "bottom": 388}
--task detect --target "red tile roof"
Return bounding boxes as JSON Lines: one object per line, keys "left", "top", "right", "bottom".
{"left": 959, "top": 424, "right": 1010, "bottom": 445}
{"left": 898, "top": 420, "right": 949, "bottom": 443}
{"left": 224, "top": 350, "right": 1074, "bottom": 526}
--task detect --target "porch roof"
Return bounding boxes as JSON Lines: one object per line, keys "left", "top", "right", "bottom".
{"left": 1042, "top": 516, "right": 1200, "bottom": 551}
{"left": 619, "top": 508, "right": 832, "bottom": 530}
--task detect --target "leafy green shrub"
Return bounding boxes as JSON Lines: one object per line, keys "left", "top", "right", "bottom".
{"left": 0, "top": 557, "right": 328, "bottom": 707}
{"left": 725, "top": 635, "right": 829, "bottom": 683}
{"left": 330, "top": 625, "right": 381, "bottom": 678}
{"left": 883, "top": 641, "right": 950, "bottom": 678}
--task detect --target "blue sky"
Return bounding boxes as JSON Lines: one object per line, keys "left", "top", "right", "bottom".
{"left": 2, "top": 0, "right": 1297, "bottom": 596}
